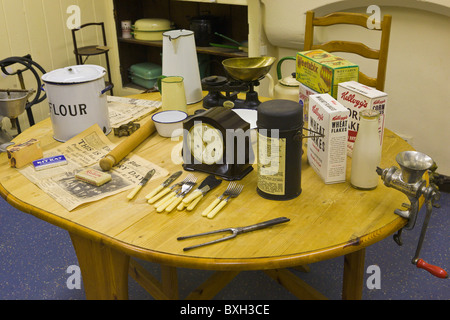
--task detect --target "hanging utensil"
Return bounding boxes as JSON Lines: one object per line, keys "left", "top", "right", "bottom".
{"left": 214, "top": 32, "right": 246, "bottom": 47}
{"left": 177, "top": 217, "right": 290, "bottom": 251}
{"left": 209, "top": 43, "right": 248, "bottom": 52}
{"left": 210, "top": 32, "right": 248, "bottom": 52}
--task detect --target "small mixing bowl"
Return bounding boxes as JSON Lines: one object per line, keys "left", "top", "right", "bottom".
{"left": 152, "top": 110, "right": 188, "bottom": 138}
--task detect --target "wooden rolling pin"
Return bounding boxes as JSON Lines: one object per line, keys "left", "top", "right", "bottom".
{"left": 99, "top": 118, "right": 156, "bottom": 171}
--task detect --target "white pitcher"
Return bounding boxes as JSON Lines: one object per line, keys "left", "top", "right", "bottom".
{"left": 162, "top": 29, "right": 203, "bottom": 104}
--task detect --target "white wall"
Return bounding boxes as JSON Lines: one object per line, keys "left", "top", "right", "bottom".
{"left": 0, "top": 0, "right": 110, "bottom": 134}
{"left": 259, "top": 3, "right": 450, "bottom": 175}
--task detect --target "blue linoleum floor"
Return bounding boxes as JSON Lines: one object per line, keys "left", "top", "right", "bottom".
{"left": 0, "top": 190, "right": 448, "bottom": 300}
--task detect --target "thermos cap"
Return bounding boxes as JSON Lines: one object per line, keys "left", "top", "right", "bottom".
{"left": 257, "top": 99, "right": 303, "bottom": 130}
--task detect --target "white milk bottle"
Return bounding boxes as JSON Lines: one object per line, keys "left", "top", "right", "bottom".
{"left": 350, "top": 109, "right": 381, "bottom": 189}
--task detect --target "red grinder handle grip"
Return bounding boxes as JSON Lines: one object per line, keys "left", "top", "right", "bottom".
{"left": 416, "top": 259, "right": 448, "bottom": 279}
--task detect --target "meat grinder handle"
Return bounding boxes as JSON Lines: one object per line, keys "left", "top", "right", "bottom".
{"left": 415, "top": 259, "right": 448, "bottom": 279}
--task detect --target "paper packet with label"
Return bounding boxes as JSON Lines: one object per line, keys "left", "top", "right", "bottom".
{"left": 307, "top": 94, "right": 348, "bottom": 184}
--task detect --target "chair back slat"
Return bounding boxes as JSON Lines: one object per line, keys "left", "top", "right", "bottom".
{"left": 303, "top": 11, "right": 392, "bottom": 91}
{"left": 311, "top": 41, "right": 380, "bottom": 59}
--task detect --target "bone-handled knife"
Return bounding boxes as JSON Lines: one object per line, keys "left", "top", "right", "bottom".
{"left": 145, "top": 170, "right": 182, "bottom": 203}
{"left": 127, "top": 169, "right": 155, "bottom": 200}
{"left": 184, "top": 185, "right": 216, "bottom": 211}
{"left": 182, "top": 175, "right": 222, "bottom": 211}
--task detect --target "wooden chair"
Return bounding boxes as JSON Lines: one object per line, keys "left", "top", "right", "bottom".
{"left": 71, "top": 22, "right": 113, "bottom": 95}
{"left": 303, "top": 11, "right": 392, "bottom": 91}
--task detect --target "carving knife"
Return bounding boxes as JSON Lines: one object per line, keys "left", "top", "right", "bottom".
{"left": 181, "top": 175, "right": 222, "bottom": 211}
{"left": 127, "top": 168, "right": 156, "bottom": 200}
{"left": 145, "top": 170, "right": 182, "bottom": 202}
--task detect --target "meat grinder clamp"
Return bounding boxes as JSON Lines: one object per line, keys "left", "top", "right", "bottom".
{"left": 376, "top": 151, "right": 447, "bottom": 278}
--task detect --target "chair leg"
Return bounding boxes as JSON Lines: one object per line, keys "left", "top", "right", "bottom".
{"left": 104, "top": 52, "right": 113, "bottom": 95}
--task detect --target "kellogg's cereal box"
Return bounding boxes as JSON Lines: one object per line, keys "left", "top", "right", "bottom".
{"left": 337, "top": 81, "right": 388, "bottom": 156}
{"left": 296, "top": 49, "right": 359, "bottom": 98}
{"left": 307, "top": 94, "right": 348, "bottom": 184}
{"left": 299, "top": 82, "right": 318, "bottom": 129}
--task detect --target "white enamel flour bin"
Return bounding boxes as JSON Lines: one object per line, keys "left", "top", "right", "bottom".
{"left": 42, "top": 65, "right": 112, "bottom": 142}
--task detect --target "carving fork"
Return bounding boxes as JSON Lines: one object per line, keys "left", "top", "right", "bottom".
{"left": 177, "top": 217, "right": 290, "bottom": 251}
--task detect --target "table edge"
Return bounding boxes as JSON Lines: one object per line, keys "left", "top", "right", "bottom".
{"left": 0, "top": 181, "right": 406, "bottom": 270}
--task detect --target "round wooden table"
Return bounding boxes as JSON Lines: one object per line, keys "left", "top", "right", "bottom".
{"left": 0, "top": 93, "right": 412, "bottom": 300}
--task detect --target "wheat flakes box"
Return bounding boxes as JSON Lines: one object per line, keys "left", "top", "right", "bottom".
{"left": 337, "top": 81, "right": 388, "bottom": 157}
{"left": 307, "top": 94, "right": 348, "bottom": 184}
{"left": 296, "top": 49, "right": 359, "bottom": 99}
{"left": 298, "top": 82, "right": 318, "bottom": 129}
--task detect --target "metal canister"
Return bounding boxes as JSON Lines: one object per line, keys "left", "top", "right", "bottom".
{"left": 256, "top": 99, "right": 303, "bottom": 200}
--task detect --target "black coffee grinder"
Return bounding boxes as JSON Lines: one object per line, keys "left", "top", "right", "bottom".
{"left": 202, "top": 57, "right": 276, "bottom": 110}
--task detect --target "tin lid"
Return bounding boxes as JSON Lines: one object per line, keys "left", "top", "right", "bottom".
{"left": 42, "top": 65, "right": 106, "bottom": 84}
{"left": 257, "top": 99, "right": 303, "bottom": 130}
{"left": 134, "top": 18, "right": 172, "bottom": 31}
{"left": 279, "top": 76, "right": 300, "bottom": 87}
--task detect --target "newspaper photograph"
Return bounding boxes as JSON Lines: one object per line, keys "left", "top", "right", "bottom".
{"left": 19, "top": 125, "right": 168, "bottom": 211}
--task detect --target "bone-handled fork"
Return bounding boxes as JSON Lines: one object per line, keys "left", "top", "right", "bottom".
{"left": 165, "top": 179, "right": 197, "bottom": 213}
{"left": 154, "top": 175, "right": 195, "bottom": 210}
{"left": 207, "top": 183, "right": 243, "bottom": 219}
{"left": 201, "top": 182, "right": 237, "bottom": 217}
{"left": 147, "top": 173, "right": 189, "bottom": 204}
{"left": 156, "top": 175, "right": 197, "bottom": 213}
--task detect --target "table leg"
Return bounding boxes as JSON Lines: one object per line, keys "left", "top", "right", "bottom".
{"left": 70, "top": 232, "right": 130, "bottom": 300}
{"left": 161, "top": 265, "right": 179, "bottom": 299}
{"left": 342, "top": 248, "right": 365, "bottom": 300}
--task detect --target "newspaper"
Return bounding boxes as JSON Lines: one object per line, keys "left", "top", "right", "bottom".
{"left": 107, "top": 96, "right": 161, "bottom": 128}
{"left": 19, "top": 125, "right": 168, "bottom": 211}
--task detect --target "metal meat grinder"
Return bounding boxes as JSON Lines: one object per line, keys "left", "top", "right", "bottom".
{"left": 377, "top": 151, "right": 447, "bottom": 278}
{"left": 0, "top": 55, "right": 47, "bottom": 145}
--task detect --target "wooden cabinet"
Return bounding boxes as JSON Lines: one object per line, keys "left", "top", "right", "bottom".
{"left": 108, "top": 0, "right": 261, "bottom": 95}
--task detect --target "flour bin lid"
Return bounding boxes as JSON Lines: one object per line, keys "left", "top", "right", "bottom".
{"left": 42, "top": 65, "right": 106, "bottom": 85}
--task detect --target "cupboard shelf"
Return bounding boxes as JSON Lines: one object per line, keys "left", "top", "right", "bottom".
{"left": 118, "top": 37, "right": 247, "bottom": 58}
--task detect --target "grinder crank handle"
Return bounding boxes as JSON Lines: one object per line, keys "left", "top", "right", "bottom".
{"left": 415, "top": 259, "right": 448, "bottom": 279}
{"left": 99, "top": 117, "right": 156, "bottom": 171}
{"left": 411, "top": 192, "right": 447, "bottom": 278}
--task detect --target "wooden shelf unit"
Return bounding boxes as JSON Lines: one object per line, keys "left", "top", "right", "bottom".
{"left": 112, "top": 0, "right": 250, "bottom": 92}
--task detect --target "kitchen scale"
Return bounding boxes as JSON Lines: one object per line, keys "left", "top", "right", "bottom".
{"left": 202, "top": 56, "right": 276, "bottom": 110}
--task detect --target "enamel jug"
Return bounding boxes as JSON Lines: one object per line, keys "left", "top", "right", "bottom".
{"left": 157, "top": 76, "right": 188, "bottom": 112}
{"left": 162, "top": 29, "right": 203, "bottom": 104}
